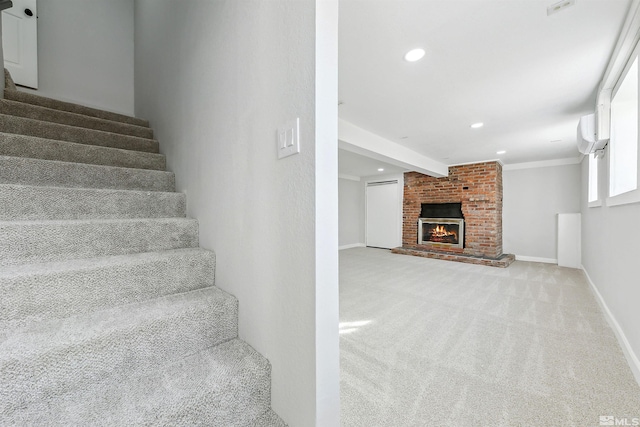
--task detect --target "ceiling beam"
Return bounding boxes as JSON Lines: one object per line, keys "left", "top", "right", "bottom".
{"left": 338, "top": 119, "right": 448, "bottom": 177}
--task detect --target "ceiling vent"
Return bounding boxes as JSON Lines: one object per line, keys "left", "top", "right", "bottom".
{"left": 547, "top": 0, "right": 576, "bottom": 16}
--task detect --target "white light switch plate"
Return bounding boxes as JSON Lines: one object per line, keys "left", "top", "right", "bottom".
{"left": 277, "top": 118, "right": 300, "bottom": 159}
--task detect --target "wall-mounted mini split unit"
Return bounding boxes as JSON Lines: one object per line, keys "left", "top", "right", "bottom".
{"left": 577, "top": 113, "right": 608, "bottom": 155}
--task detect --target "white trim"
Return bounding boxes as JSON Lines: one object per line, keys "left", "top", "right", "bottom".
{"left": 339, "top": 243, "right": 365, "bottom": 250}
{"left": 515, "top": 255, "right": 557, "bottom": 264}
{"left": 598, "top": 0, "right": 640, "bottom": 103}
{"left": 605, "top": 48, "right": 640, "bottom": 207}
{"left": 315, "top": 0, "right": 340, "bottom": 423}
{"left": 582, "top": 266, "right": 640, "bottom": 387}
{"left": 338, "top": 173, "right": 360, "bottom": 182}
{"left": 596, "top": 0, "right": 640, "bottom": 141}
{"left": 503, "top": 157, "right": 582, "bottom": 171}
{"left": 606, "top": 188, "right": 640, "bottom": 206}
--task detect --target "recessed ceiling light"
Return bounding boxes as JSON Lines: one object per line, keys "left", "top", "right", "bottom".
{"left": 550, "top": 139, "right": 562, "bottom": 143}
{"left": 470, "top": 122, "right": 484, "bottom": 129}
{"left": 497, "top": 150, "right": 506, "bottom": 155}
{"left": 377, "top": 168, "right": 385, "bottom": 172}
{"left": 404, "top": 48, "right": 425, "bottom": 62}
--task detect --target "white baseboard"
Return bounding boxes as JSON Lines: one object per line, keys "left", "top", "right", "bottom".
{"left": 515, "top": 255, "right": 557, "bottom": 264}
{"left": 582, "top": 265, "right": 640, "bottom": 387}
{"left": 339, "top": 243, "right": 365, "bottom": 250}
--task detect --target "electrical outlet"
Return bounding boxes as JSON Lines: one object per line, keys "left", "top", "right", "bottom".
{"left": 277, "top": 118, "right": 300, "bottom": 159}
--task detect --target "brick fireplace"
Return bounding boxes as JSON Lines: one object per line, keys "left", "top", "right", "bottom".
{"left": 392, "top": 161, "right": 514, "bottom": 267}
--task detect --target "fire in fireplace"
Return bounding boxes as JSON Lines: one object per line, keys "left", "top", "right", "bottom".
{"left": 428, "top": 224, "right": 458, "bottom": 243}
{"left": 418, "top": 218, "right": 464, "bottom": 248}
{"left": 418, "top": 203, "right": 464, "bottom": 249}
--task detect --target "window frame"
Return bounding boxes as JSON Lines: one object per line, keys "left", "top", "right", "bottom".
{"left": 606, "top": 43, "right": 640, "bottom": 207}
{"left": 588, "top": 152, "right": 602, "bottom": 207}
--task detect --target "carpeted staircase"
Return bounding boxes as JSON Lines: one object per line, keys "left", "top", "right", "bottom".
{"left": 0, "top": 70, "right": 286, "bottom": 426}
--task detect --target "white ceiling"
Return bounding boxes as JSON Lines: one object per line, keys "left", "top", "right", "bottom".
{"left": 338, "top": 148, "right": 407, "bottom": 178}
{"left": 338, "top": 0, "right": 632, "bottom": 175}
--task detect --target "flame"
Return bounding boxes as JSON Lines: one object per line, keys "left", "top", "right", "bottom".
{"left": 431, "top": 225, "right": 457, "bottom": 239}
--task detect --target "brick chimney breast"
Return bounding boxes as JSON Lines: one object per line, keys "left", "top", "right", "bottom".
{"left": 401, "top": 161, "right": 504, "bottom": 259}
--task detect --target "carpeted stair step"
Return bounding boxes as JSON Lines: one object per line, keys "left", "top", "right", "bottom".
{"left": 4, "top": 339, "right": 273, "bottom": 427}
{"left": 0, "top": 218, "right": 199, "bottom": 267}
{"left": 0, "top": 99, "right": 154, "bottom": 139}
{"left": 0, "top": 249, "right": 215, "bottom": 335}
{"left": 253, "top": 408, "right": 289, "bottom": 427}
{"left": 0, "top": 184, "right": 186, "bottom": 220}
{"left": 0, "top": 133, "right": 166, "bottom": 170}
{"left": 0, "top": 114, "right": 159, "bottom": 153}
{"left": 0, "top": 287, "right": 238, "bottom": 417}
{"left": 0, "top": 156, "right": 174, "bottom": 191}
{"left": 3, "top": 88, "right": 149, "bottom": 127}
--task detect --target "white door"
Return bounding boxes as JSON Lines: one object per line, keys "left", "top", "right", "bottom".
{"left": 2, "top": 0, "right": 38, "bottom": 88}
{"left": 366, "top": 180, "right": 400, "bottom": 249}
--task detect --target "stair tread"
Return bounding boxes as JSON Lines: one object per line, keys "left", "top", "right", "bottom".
{"left": 6, "top": 339, "right": 273, "bottom": 427}
{"left": 4, "top": 89, "right": 149, "bottom": 127}
{"left": 0, "top": 155, "right": 175, "bottom": 192}
{"left": 0, "top": 217, "right": 199, "bottom": 267}
{"left": 0, "top": 216, "right": 196, "bottom": 226}
{"left": 0, "top": 286, "right": 238, "bottom": 416}
{"left": 0, "top": 286, "right": 233, "bottom": 351}
{"left": 0, "top": 247, "right": 213, "bottom": 277}
{"left": 0, "top": 132, "right": 166, "bottom": 170}
{"left": 253, "top": 408, "right": 288, "bottom": 427}
{"left": 0, "top": 183, "right": 186, "bottom": 220}
{"left": 0, "top": 98, "right": 154, "bottom": 139}
{"left": 0, "top": 248, "right": 216, "bottom": 333}
{"left": 0, "top": 114, "right": 159, "bottom": 153}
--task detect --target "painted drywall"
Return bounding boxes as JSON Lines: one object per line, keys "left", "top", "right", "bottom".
{"left": 339, "top": 177, "right": 364, "bottom": 247}
{"left": 134, "top": 1, "right": 339, "bottom": 425}
{"left": 17, "top": 0, "right": 134, "bottom": 115}
{"left": 339, "top": 119, "right": 448, "bottom": 177}
{"left": 581, "top": 154, "right": 640, "bottom": 383}
{"left": 503, "top": 163, "right": 581, "bottom": 261}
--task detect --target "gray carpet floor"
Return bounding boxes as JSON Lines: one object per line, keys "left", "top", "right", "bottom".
{"left": 340, "top": 247, "right": 640, "bottom": 426}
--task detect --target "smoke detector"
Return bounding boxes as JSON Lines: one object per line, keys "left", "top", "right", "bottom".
{"left": 547, "top": 0, "right": 575, "bottom": 16}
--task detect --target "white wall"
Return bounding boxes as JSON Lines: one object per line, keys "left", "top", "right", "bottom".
{"left": 339, "top": 177, "right": 364, "bottom": 247}
{"left": 134, "top": 1, "right": 338, "bottom": 425}
{"left": 503, "top": 163, "right": 581, "bottom": 262}
{"left": 581, "top": 156, "right": 640, "bottom": 383}
{"left": 18, "top": 0, "right": 134, "bottom": 115}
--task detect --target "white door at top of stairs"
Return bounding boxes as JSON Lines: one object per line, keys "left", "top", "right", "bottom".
{"left": 366, "top": 180, "right": 401, "bottom": 249}
{"left": 2, "top": 0, "right": 38, "bottom": 89}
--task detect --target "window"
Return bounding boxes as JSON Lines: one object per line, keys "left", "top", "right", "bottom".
{"left": 588, "top": 153, "right": 600, "bottom": 205}
{"left": 607, "top": 54, "right": 640, "bottom": 205}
